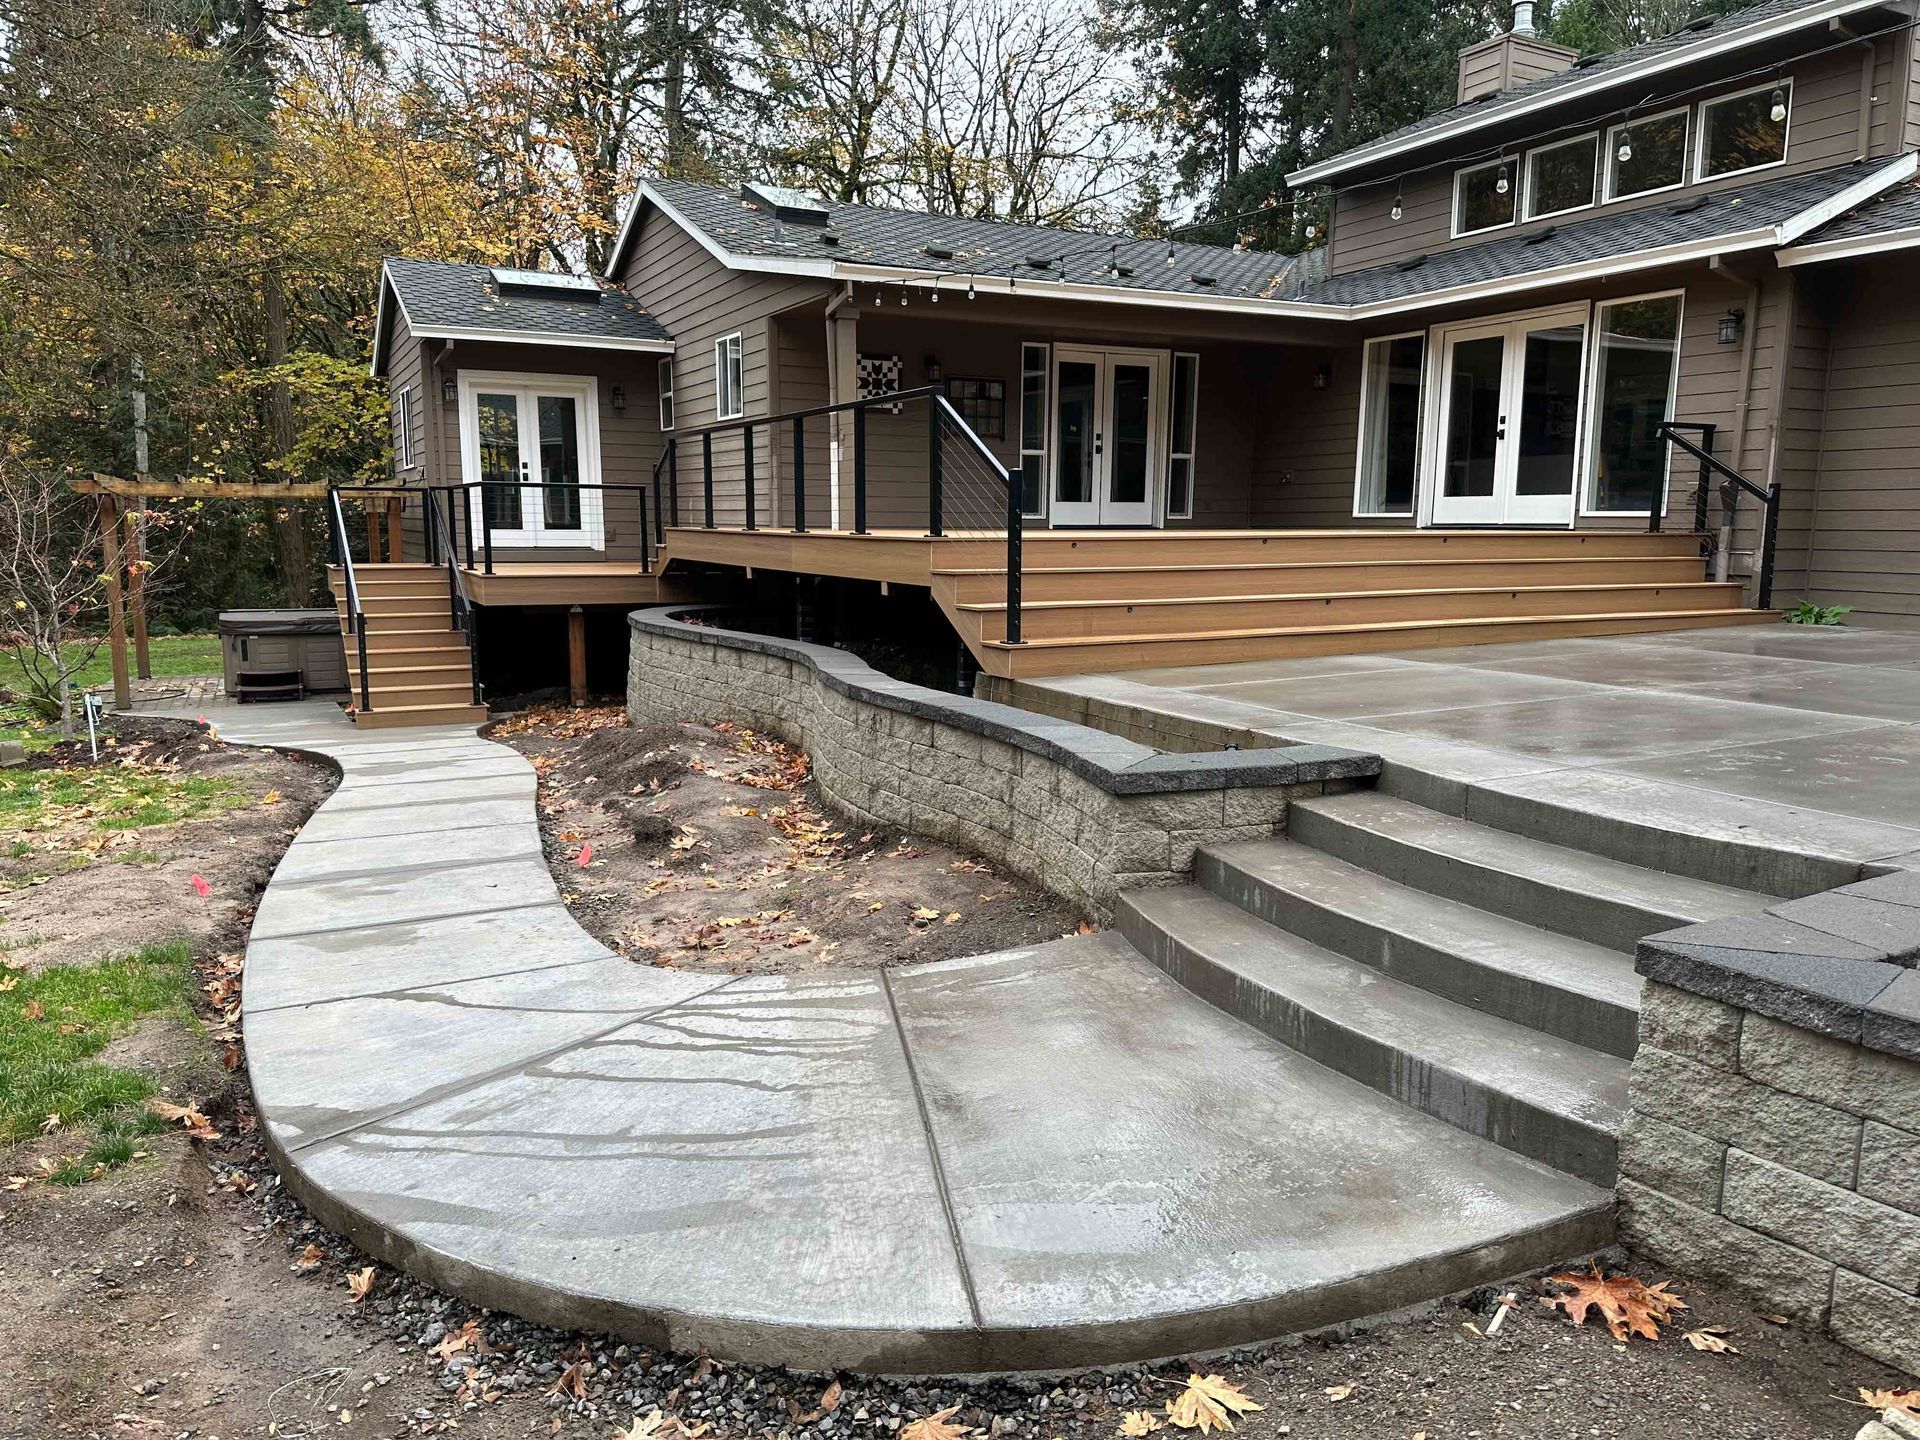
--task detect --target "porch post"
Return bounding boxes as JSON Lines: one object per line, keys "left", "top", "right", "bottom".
{"left": 567, "top": 606, "right": 587, "bottom": 707}
{"left": 97, "top": 495, "right": 132, "bottom": 712}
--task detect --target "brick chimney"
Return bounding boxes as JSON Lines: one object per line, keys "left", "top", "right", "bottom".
{"left": 1457, "top": 2, "right": 1579, "bottom": 103}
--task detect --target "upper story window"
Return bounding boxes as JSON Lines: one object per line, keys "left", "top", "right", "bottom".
{"left": 714, "top": 333, "right": 743, "bottom": 420}
{"left": 1606, "top": 108, "right": 1689, "bottom": 200}
{"left": 1524, "top": 133, "right": 1597, "bottom": 220}
{"left": 1453, "top": 155, "right": 1518, "bottom": 237}
{"left": 395, "top": 386, "right": 416, "bottom": 471}
{"left": 658, "top": 357, "right": 674, "bottom": 430}
{"left": 1697, "top": 80, "right": 1791, "bottom": 180}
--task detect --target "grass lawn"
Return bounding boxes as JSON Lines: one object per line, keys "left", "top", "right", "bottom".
{"left": 0, "top": 766, "right": 245, "bottom": 835}
{"left": 0, "top": 633, "right": 220, "bottom": 750}
{"left": 0, "top": 942, "right": 195, "bottom": 1181}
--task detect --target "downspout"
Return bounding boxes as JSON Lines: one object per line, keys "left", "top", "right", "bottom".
{"left": 1709, "top": 256, "right": 1761, "bottom": 583}
{"left": 825, "top": 282, "right": 855, "bottom": 531}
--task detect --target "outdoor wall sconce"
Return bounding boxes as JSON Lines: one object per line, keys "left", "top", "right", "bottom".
{"left": 1313, "top": 361, "right": 1333, "bottom": 390}
{"left": 441, "top": 377, "right": 458, "bottom": 404}
{"left": 925, "top": 356, "right": 943, "bottom": 382}
{"left": 611, "top": 384, "right": 626, "bottom": 411}
{"left": 1718, "top": 308, "right": 1746, "bottom": 345}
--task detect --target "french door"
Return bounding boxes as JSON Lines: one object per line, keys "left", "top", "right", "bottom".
{"left": 458, "top": 372, "right": 604, "bottom": 548}
{"left": 1050, "top": 346, "right": 1164, "bottom": 526}
{"left": 1430, "top": 305, "right": 1587, "bottom": 526}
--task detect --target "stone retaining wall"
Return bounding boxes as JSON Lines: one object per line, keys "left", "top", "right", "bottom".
{"left": 1621, "top": 981, "right": 1920, "bottom": 1375}
{"left": 628, "top": 609, "right": 1376, "bottom": 918}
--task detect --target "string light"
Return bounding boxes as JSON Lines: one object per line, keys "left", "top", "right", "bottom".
{"left": 1390, "top": 181, "right": 1403, "bottom": 221}
{"left": 967, "top": 274, "right": 976, "bottom": 300}
{"left": 1616, "top": 134, "right": 1634, "bottom": 163}
{"left": 1494, "top": 163, "right": 1510, "bottom": 195}
{"left": 1164, "top": 245, "right": 1176, "bottom": 268}
{"left": 1770, "top": 86, "right": 1787, "bottom": 122}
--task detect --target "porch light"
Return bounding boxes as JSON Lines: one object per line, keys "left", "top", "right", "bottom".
{"left": 1495, "top": 163, "right": 1510, "bottom": 195}
{"left": 1770, "top": 87, "right": 1787, "bottom": 122}
{"left": 610, "top": 384, "right": 626, "bottom": 412}
{"left": 1313, "top": 361, "right": 1333, "bottom": 390}
{"left": 1717, "top": 307, "right": 1746, "bottom": 345}
{"left": 925, "top": 355, "right": 942, "bottom": 381}
{"left": 441, "top": 378, "right": 457, "bottom": 404}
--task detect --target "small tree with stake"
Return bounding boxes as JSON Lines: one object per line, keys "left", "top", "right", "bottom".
{"left": 0, "top": 458, "right": 107, "bottom": 740}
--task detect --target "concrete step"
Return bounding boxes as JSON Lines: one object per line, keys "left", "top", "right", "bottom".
{"left": 1117, "top": 885, "right": 1627, "bottom": 1186}
{"left": 1194, "top": 836, "right": 1641, "bottom": 1058}
{"left": 1287, "top": 790, "right": 1776, "bottom": 954}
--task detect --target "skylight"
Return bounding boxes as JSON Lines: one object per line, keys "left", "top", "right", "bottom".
{"left": 490, "top": 267, "right": 599, "bottom": 294}
{"left": 740, "top": 182, "right": 833, "bottom": 225}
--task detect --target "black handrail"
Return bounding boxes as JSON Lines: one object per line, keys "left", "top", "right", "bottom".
{"left": 325, "top": 489, "right": 372, "bottom": 713}
{"left": 427, "top": 480, "right": 655, "bottom": 575}
{"left": 1656, "top": 421, "right": 1782, "bottom": 610}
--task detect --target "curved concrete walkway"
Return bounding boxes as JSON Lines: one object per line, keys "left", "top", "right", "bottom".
{"left": 181, "top": 699, "right": 1610, "bottom": 1374}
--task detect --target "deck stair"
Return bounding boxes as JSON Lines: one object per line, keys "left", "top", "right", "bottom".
{"left": 930, "top": 530, "right": 1773, "bottom": 676}
{"left": 1114, "top": 788, "right": 1781, "bottom": 1188}
{"left": 327, "top": 563, "right": 488, "bottom": 729}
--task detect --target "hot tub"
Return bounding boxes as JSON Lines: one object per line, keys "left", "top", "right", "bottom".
{"left": 217, "top": 610, "right": 349, "bottom": 699}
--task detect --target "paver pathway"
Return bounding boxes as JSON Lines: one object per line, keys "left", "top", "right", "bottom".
{"left": 165, "top": 698, "right": 1610, "bottom": 1374}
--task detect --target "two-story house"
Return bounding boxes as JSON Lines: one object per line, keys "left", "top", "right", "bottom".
{"left": 359, "top": 0, "right": 1920, "bottom": 725}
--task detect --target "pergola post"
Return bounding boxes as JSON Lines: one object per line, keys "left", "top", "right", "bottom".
{"left": 96, "top": 494, "right": 132, "bottom": 711}
{"left": 124, "top": 504, "right": 150, "bottom": 680}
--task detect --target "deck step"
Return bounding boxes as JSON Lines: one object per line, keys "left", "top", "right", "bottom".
{"left": 946, "top": 530, "right": 1706, "bottom": 568}
{"left": 1287, "top": 790, "right": 1777, "bottom": 954}
{"left": 1194, "top": 837, "right": 1641, "bottom": 1057}
{"left": 362, "top": 662, "right": 474, "bottom": 688}
{"left": 350, "top": 702, "right": 490, "bottom": 730}
{"left": 957, "top": 582, "right": 1745, "bottom": 640}
{"left": 1116, "top": 884, "right": 1628, "bottom": 1186}
{"left": 358, "top": 627, "right": 466, "bottom": 652}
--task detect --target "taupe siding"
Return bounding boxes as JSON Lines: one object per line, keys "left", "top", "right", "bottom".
{"left": 1801, "top": 260, "right": 1920, "bottom": 628}
{"left": 1330, "top": 43, "right": 1897, "bottom": 277}
{"left": 1249, "top": 342, "right": 1382, "bottom": 526}
{"left": 618, "top": 206, "right": 834, "bottom": 527}
{"left": 386, "top": 308, "right": 429, "bottom": 484}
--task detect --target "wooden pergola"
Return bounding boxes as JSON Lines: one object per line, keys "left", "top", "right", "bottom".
{"left": 73, "top": 473, "right": 331, "bottom": 710}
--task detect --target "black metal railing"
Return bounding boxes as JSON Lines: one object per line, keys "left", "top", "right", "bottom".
{"left": 1656, "top": 421, "right": 1782, "bottom": 610}
{"left": 324, "top": 488, "right": 372, "bottom": 712}
{"left": 653, "top": 388, "right": 1024, "bottom": 645}
{"left": 427, "top": 480, "right": 653, "bottom": 577}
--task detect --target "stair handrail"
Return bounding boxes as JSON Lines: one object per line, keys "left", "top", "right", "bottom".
{"left": 326, "top": 486, "right": 373, "bottom": 713}
{"left": 1655, "top": 421, "right": 1782, "bottom": 609}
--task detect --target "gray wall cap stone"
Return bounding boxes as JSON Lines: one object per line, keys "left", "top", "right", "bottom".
{"left": 629, "top": 606, "right": 1379, "bottom": 796}
{"left": 1637, "top": 940, "right": 1905, "bottom": 1046}
{"left": 1864, "top": 970, "right": 1920, "bottom": 1063}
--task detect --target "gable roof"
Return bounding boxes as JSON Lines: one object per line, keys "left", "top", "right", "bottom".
{"left": 1286, "top": 0, "right": 1889, "bottom": 188}
{"left": 1777, "top": 176, "right": 1920, "bottom": 264}
{"left": 371, "top": 258, "right": 673, "bottom": 376}
{"left": 613, "top": 178, "right": 1325, "bottom": 313}
{"left": 1295, "top": 155, "right": 1913, "bottom": 310}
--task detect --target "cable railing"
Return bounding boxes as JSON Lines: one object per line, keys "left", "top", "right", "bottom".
{"left": 654, "top": 387, "right": 1024, "bottom": 645}
{"left": 1655, "top": 421, "right": 1782, "bottom": 610}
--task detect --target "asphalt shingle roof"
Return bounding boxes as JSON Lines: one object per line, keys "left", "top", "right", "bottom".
{"left": 383, "top": 257, "right": 672, "bottom": 345}
{"left": 1296, "top": 0, "right": 1855, "bottom": 182}
{"left": 1791, "top": 176, "right": 1920, "bottom": 242}
{"left": 641, "top": 178, "right": 1319, "bottom": 303}
{"left": 1292, "top": 159, "right": 1889, "bottom": 307}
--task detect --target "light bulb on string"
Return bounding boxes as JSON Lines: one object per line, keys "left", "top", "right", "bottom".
{"left": 1494, "top": 163, "right": 1509, "bottom": 195}
{"left": 1390, "top": 185, "right": 1404, "bottom": 222}
{"left": 1770, "top": 87, "right": 1787, "bottom": 123}
{"left": 1617, "top": 136, "right": 1633, "bottom": 163}
{"left": 967, "top": 274, "right": 976, "bottom": 300}
{"left": 1164, "top": 245, "right": 1176, "bottom": 268}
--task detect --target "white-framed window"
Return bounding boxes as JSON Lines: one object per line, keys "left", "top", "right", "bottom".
{"left": 1605, "top": 107, "right": 1689, "bottom": 201}
{"left": 1524, "top": 133, "right": 1598, "bottom": 220}
{"left": 1017, "top": 342, "right": 1048, "bottom": 517}
{"left": 1353, "top": 333, "right": 1424, "bottom": 517}
{"left": 1166, "top": 352, "right": 1199, "bottom": 520}
{"left": 658, "top": 356, "right": 675, "bottom": 430}
{"left": 1452, "top": 155, "right": 1519, "bottom": 237}
{"left": 395, "top": 385, "right": 416, "bottom": 471}
{"left": 1582, "top": 290, "right": 1685, "bottom": 517}
{"left": 1697, "top": 79, "right": 1792, "bottom": 181}
{"left": 714, "top": 332, "right": 743, "bottom": 420}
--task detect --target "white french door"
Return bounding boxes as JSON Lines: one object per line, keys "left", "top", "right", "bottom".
{"left": 458, "top": 372, "right": 605, "bottom": 548}
{"left": 1049, "top": 346, "right": 1165, "bottom": 527}
{"left": 1430, "top": 304, "right": 1587, "bottom": 527}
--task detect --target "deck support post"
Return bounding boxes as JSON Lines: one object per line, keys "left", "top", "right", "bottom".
{"left": 97, "top": 495, "right": 132, "bottom": 712}
{"left": 567, "top": 606, "right": 587, "bottom": 707}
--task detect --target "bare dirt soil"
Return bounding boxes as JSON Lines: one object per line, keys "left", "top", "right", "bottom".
{"left": 1, "top": 711, "right": 1912, "bottom": 1440}
{"left": 492, "top": 704, "right": 1087, "bottom": 973}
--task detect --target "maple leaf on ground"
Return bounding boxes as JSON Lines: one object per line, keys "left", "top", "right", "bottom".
{"left": 900, "top": 1404, "right": 971, "bottom": 1440}
{"left": 1857, "top": 1388, "right": 1920, "bottom": 1419}
{"left": 1684, "top": 1326, "right": 1739, "bottom": 1353}
{"left": 292, "top": 1241, "right": 326, "bottom": 1271}
{"left": 613, "top": 1413, "right": 671, "bottom": 1440}
{"left": 146, "top": 1098, "right": 218, "bottom": 1141}
{"left": 346, "top": 1266, "right": 376, "bottom": 1302}
{"left": 435, "top": 1318, "right": 490, "bottom": 1360}
{"left": 1119, "top": 1412, "right": 1163, "bottom": 1436}
{"left": 550, "top": 1361, "right": 589, "bottom": 1401}
{"left": 1542, "top": 1265, "right": 1687, "bottom": 1341}
{"left": 1164, "top": 1375, "right": 1263, "bottom": 1433}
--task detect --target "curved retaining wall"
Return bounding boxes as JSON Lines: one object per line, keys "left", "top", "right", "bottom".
{"left": 625, "top": 608, "right": 1379, "bottom": 918}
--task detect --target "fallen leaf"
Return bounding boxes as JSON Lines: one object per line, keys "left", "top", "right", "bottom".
{"left": 1119, "top": 1413, "right": 1162, "bottom": 1436}
{"left": 550, "top": 1361, "right": 588, "bottom": 1401}
{"left": 1165, "top": 1375, "right": 1263, "bottom": 1433}
{"left": 1758, "top": 1313, "right": 1790, "bottom": 1326}
{"left": 23, "top": 1000, "right": 43, "bottom": 1021}
{"left": 1684, "top": 1326, "right": 1738, "bottom": 1354}
{"left": 612, "top": 1414, "right": 670, "bottom": 1440}
{"left": 435, "top": 1319, "right": 490, "bottom": 1360}
{"left": 146, "top": 1098, "right": 218, "bottom": 1141}
{"left": 900, "top": 1404, "right": 970, "bottom": 1440}
{"left": 1857, "top": 1388, "right": 1920, "bottom": 1419}
{"left": 819, "top": 1380, "right": 843, "bottom": 1414}
{"left": 260, "top": 789, "right": 281, "bottom": 805}
{"left": 1541, "top": 1265, "right": 1686, "bottom": 1342}
{"left": 293, "top": 1242, "right": 326, "bottom": 1271}
{"left": 346, "top": 1266, "right": 376, "bottom": 1302}
{"left": 1323, "top": 1384, "right": 1354, "bottom": 1403}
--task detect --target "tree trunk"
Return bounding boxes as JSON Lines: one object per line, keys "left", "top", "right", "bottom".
{"left": 1331, "top": 0, "right": 1359, "bottom": 140}
{"left": 262, "top": 260, "right": 311, "bottom": 605}
{"left": 663, "top": 0, "right": 688, "bottom": 171}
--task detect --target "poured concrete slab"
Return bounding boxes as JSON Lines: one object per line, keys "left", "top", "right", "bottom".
{"left": 1612, "top": 724, "right": 1920, "bottom": 830}
{"left": 321, "top": 771, "right": 536, "bottom": 811}
{"left": 1673, "top": 665, "right": 1920, "bottom": 723}
{"left": 1415, "top": 640, "right": 1836, "bottom": 689}
{"left": 250, "top": 855, "right": 561, "bottom": 940}
{"left": 296, "top": 796, "right": 533, "bottom": 842}
{"left": 1624, "top": 627, "right": 1920, "bottom": 665}
{"left": 271, "top": 823, "right": 545, "bottom": 883}
{"left": 1194, "top": 665, "right": 1597, "bottom": 720}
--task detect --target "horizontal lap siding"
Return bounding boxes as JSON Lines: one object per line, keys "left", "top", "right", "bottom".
{"left": 1804, "top": 261, "right": 1920, "bottom": 626}
{"left": 1250, "top": 342, "right": 1377, "bottom": 525}
{"left": 619, "top": 209, "right": 833, "bottom": 530}
{"left": 1329, "top": 44, "right": 1883, "bottom": 277}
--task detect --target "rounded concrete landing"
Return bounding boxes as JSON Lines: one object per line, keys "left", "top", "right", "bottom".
{"left": 197, "top": 699, "right": 1610, "bottom": 1375}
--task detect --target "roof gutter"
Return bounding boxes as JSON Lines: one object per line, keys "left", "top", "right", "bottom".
{"left": 1285, "top": 0, "right": 1883, "bottom": 187}
{"left": 404, "top": 325, "right": 676, "bottom": 355}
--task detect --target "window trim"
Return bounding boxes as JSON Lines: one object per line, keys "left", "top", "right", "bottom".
{"left": 1578, "top": 287, "right": 1687, "bottom": 519}
{"left": 1166, "top": 351, "right": 1199, "bottom": 521}
{"left": 714, "top": 332, "right": 744, "bottom": 420}
{"left": 1451, "top": 154, "right": 1520, "bottom": 238}
{"left": 395, "top": 385, "right": 416, "bottom": 471}
{"left": 1523, "top": 131, "right": 1599, "bottom": 222}
{"left": 1353, "top": 330, "right": 1426, "bottom": 519}
{"left": 1604, "top": 106, "right": 1691, "bottom": 202}
{"left": 658, "top": 356, "right": 675, "bottom": 431}
{"left": 1017, "top": 342, "right": 1049, "bottom": 519}
{"left": 1694, "top": 77, "right": 1792, "bottom": 183}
